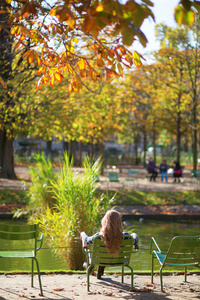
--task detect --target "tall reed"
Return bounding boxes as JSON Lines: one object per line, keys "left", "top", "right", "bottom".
{"left": 28, "top": 152, "right": 114, "bottom": 270}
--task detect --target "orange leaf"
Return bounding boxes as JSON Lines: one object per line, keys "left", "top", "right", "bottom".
{"left": 50, "top": 74, "right": 55, "bottom": 86}
{"left": 27, "top": 51, "right": 35, "bottom": 64}
{"left": 82, "top": 15, "right": 95, "bottom": 33}
{"left": 0, "top": 76, "right": 7, "bottom": 89}
{"left": 96, "top": 54, "right": 104, "bottom": 67}
{"left": 53, "top": 288, "right": 64, "bottom": 291}
{"left": 35, "top": 54, "right": 41, "bottom": 66}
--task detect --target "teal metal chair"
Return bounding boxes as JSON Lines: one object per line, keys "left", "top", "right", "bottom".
{"left": 0, "top": 223, "right": 43, "bottom": 296}
{"left": 125, "top": 170, "right": 138, "bottom": 188}
{"left": 150, "top": 235, "right": 200, "bottom": 291}
{"left": 191, "top": 170, "right": 200, "bottom": 189}
{"left": 83, "top": 235, "right": 135, "bottom": 292}
{"left": 108, "top": 172, "right": 123, "bottom": 189}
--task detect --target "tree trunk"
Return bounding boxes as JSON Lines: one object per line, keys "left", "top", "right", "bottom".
{"left": 90, "top": 142, "right": 94, "bottom": 162}
{"left": 192, "top": 95, "right": 198, "bottom": 171}
{"left": 63, "top": 140, "right": 68, "bottom": 153}
{"left": 153, "top": 123, "right": 156, "bottom": 165}
{"left": 0, "top": 129, "right": 16, "bottom": 179}
{"left": 78, "top": 141, "right": 82, "bottom": 166}
{"left": 134, "top": 134, "right": 138, "bottom": 165}
{"left": 176, "top": 110, "right": 181, "bottom": 164}
{"left": 0, "top": 1, "right": 15, "bottom": 179}
{"left": 46, "top": 140, "right": 52, "bottom": 158}
{"left": 143, "top": 130, "right": 147, "bottom": 167}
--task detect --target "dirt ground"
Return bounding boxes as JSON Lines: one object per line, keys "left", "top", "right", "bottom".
{"left": 0, "top": 272, "right": 200, "bottom": 300}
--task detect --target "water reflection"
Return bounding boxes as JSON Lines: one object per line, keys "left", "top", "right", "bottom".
{"left": 0, "top": 219, "right": 199, "bottom": 272}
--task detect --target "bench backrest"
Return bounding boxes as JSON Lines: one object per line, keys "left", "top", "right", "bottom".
{"left": 164, "top": 235, "right": 200, "bottom": 267}
{"left": 91, "top": 235, "right": 133, "bottom": 267}
{"left": 128, "top": 170, "right": 138, "bottom": 176}
{"left": 108, "top": 173, "right": 118, "bottom": 181}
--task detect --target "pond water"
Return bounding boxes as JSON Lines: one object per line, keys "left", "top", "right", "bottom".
{"left": 0, "top": 219, "right": 200, "bottom": 273}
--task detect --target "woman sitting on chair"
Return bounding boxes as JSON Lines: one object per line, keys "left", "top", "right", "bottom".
{"left": 80, "top": 210, "right": 138, "bottom": 279}
{"left": 173, "top": 161, "right": 182, "bottom": 183}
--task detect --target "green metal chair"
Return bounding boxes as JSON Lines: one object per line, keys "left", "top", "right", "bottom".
{"left": 108, "top": 172, "right": 123, "bottom": 189}
{"left": 191, "top": 170, "right": 200, "bottom": 189}
{"left": 125, "top": 170, "right": 138, "bottom": 188}
{"left": 0, "top": 223, "right": 43, "bottom": 296}
{"left": 83, "top": 235, "right": 135, "bottom": 292}
{"left": 150, "top": 235, "right": 200, "bottom": 291}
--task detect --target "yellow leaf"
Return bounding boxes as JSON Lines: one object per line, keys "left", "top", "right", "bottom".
{"left": 96, "top": 4, "right": 103, "bottom": 12}
{"left": 68, "top": 84, "right": 73, "bottom": 93}
{"left": 50, "top": 74, "right": 55, "bottom": 86}
{"left": 11, "top": 26, "right": 20, "bottom": 35}
{"left": 55, "top": 72, "right": 63, "bottom": 82}
{"left": 133, "top": 51, "right": 142, "bottom": 67}
{"left": 68, "top": 64, "right": 73, "bottom": 75}
{"left": 78, "top": 59, "right": 86, "bottom": 71}
{"left": 37, "top": 67, "right": 43, "bottom": 75}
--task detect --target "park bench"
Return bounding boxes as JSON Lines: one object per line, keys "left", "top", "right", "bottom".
{"left": 0, "top": 223, "right": 43, "bottom": 296}
{"left": 146, "top": 166, "right": 185, "bottom": 181}
{"left": 150, "top": 235, "right": 200, "bottom": 291}
{"left": 83, "top": 235, "right": 136, "bottom": 292}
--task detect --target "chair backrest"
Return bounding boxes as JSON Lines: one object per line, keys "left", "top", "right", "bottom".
{"left": 108, "top": 173, "right": 118, "bottom": 181}
{"left": 91, "top": 235, "right": 133, "bottom": 267}
{"left": 0, "top": 223, "right": 38, "bottom": 241}
{"left": 164, "top": 236, "right": 200, "bottom": 266}
{"left": 128, "top": 170, "right": 138, "bottom": 176}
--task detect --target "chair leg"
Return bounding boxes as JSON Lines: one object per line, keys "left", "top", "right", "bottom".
{"left": 160, "top": 266, "right": 164, "bottom": 291}
{"left": 31, "top": 258, "right": 34, "bottom": 287}
{"left": 184, "top": 267, "right": 187, "bottom": 282}
{"left": 34, "top": 257, "right": 43, "bottom": 296}
{"left": 87, "top": 265, "right": 93, "bottom": 292}
{"left": 127, "top": 265, "right": 134, "bottom": 290}
{"left": 151, "top": 255, "right": 154, "bottom": 283}
{"left": 122, "top": 266, "right": 124, "bottom": 283}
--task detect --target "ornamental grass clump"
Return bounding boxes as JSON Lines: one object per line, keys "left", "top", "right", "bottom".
{"left": 29, "top": 152, "right": 114, "bottom": 270}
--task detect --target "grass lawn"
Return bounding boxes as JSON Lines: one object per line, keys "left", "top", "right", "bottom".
{"left": 1, "top": 189, "right": 200, "bottom": 208}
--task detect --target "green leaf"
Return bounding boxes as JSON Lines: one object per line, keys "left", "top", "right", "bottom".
{"left": 182, "top": 9, "right": 195, "bottom": 25}
{"left": 175, "top": 5, "right": 195, "bottom": 25}
{"left": 122, "top": 25, "right": 134, "bottom": 46}
{"left": 133, "top": 51, "right": 142, "bottom": 67}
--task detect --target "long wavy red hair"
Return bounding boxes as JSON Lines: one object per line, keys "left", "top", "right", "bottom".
{"left": 100, "top": 210, "right": 124, "bottom": 256}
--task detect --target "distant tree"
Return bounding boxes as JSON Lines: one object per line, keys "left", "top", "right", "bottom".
{"left": 155, "top": 20, "right": 200, "bottom": 170}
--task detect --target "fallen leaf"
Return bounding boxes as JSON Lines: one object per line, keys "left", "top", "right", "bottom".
{"left": 105, "top": 292, "right": 113, "bottom": 296}
{"left": 53, "top": 288, "right": 64, "bottom": 291}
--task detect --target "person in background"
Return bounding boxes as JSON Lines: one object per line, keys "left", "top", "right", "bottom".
{"left": 159, "top": 159, "right": 168, "bottom": 182}
{"left": 80, "top": 210, "right": 139, "bottom": 279}
{"left": 173, "top": 161, "right": 182, "bottom": 183}
{"left": 147, "top": 158, "right": 158, "bottom": 181}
